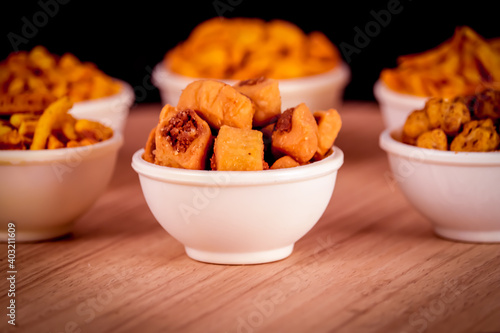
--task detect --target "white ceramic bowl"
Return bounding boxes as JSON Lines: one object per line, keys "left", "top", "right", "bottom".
{"left": 152, "top": 62, "right": 350, "bottom": 112}
{"left": 0, "top": 133, "right": 123, "bottom": 242}
{"left": 132, "top": 147, "right": 344, "bottom": 264}
{"left": 70, "top": 80, "right": 135, "bottom": 134}
{"left": 373, "top": 79, "right": 428, "bottom": 130}
{"left": 379, "top": 128, "right": 500, "bottom": 243}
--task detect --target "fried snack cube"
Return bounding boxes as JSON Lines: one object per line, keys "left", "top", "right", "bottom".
{"left": 155, "top": 105, "right": 213, "bottom": 170}
{"left": 177, "top": 80, "right": 255, "bottom": 130}
{"left": 272, "top": 103, "right": 319, "bottom": 163}
{"left": 450, "top": 119, "right": 500, "bottom": 152}
{"left": 211, "top": 125, "right": 266, "bottom": 171}
{"left": 313, "top": 108, "right": 341, "bottom": 159}
{"left": 270, "top": 155, "right": 300, "bottom": 169}
{"left": 424, "top": 97, "right": 471, "bottom": 136}
{"left": 416, "top": 129, "right": 448, "bottom": 150}
{"left": 233, "top": 77, "right": 281, "bottom": 127}
{"left": 402, "top": 110, "right": 430, "bottom": 145}
{"left": 143, "top": 126, "right": 157, "bottom": 164}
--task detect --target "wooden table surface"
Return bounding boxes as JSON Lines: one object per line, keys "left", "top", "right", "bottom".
{"left": 2, "top": 101, "right": 499, "bottom": 333}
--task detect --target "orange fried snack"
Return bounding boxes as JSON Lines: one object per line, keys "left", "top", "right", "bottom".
{"left": 313, "top": 108, "right": 341, "bottom": 159}
{"left": 233, "top": 77, "right": 281, "bottom": 127}
{"left": 380, "top": 26, "right": 500, "bottom": 98}
{"left": 154, "top": 105, "right": 213, "bottom": 170}
{"left": 165, "top": 18, "right": 340, "bottom": 80}
{"left": 270, "top": 155, "right": 300, "bottom": 169}
{"left": 0, "top": 97, "right": 113, "bottom": 150}
{"left": 424, "top": 97, "right": 471, "bottom": 136}
{"left": 272, "top": 103, "right": 319, "bottom": 163}
{"left": 177, "top": 79, "right": 255, "bottom": 130}
{"left": 143, "top": 127, "right": 157, "bottom": 163}
{"left": 211, "top": 125, "right": 266, "bottom": 171}
{"left": 450, "top": 119, "right": 500, "bottom": 152}
{"left": 402, "top": 109, "right": 431, "bottom": 145}
{"left": 0, "top": 46, "right": 121, "bottom": 115}
{"left": 416, "top": 129, "right": 448, "bottom": 151}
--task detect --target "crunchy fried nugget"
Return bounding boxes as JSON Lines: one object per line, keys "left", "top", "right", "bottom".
{"left": 177, "top": 80, "right": 255, "bottom": 130}
{"left": 270, "top": 155, "right": 300, "bottom": 169}
{"left": 424, "top": 97, "right": 471, "bottom": 136}
{"left": 313, "top": 108, "right": 341, "bottom": 159}
{"left": 155, "top": 105, "right": 213, "bottom": 170}
{"left": 233, "top": 77, "right": 281, "bottom": 127}
{"left": 416, "top": 129, "right": 448, "bottom": 150}
{"left": 402, "top": 109, "right": 431, "bottom": 145}
{"left": 211, "top": 125, "right": 266, "bottom": 171}
{"left": 271, "top": 103, "right": 319, "bottom": 163}
{"left": 450, "top": 119, "right": 500, "bottom": 152}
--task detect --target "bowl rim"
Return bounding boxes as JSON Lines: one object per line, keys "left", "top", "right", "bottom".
{"left": 152, "top": 60, "right": 351, "bottom": 89}
{"left": 373, "top": 79, "right": 428, "bottom": 106}
{"left": 131, "top": 146, "right": 344, "bottom": 186}
{"left": 0, "top": 132, "right": 124, "bottom": 164}
{"left": 379, "top": 128, "right": 500, "bottom": 166}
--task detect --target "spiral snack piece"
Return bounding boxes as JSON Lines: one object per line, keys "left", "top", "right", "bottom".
{"left": 233, "top": 77, "right": 281, "bottom": 127}
{"left": 271, "top": 103, "right": 319, "bottom": 163}
{"left": 177, "top": 80, "right": 255, "bottom": 130}
{"left": 155, "top": 104, "right": 212, "bottom": 170}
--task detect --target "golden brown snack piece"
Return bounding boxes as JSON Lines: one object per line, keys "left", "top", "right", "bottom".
{"left": 272, "top": 103, "right": 319, "bottom": 163}
{"left": 233, "top": 77, "right": 281, "bottom": 127}
{"left": 143, "top": 127, "right": 157, "bottom": 164}
{"left": 211, "top": 125, "right": 266, "bottom": 171}
{"left": 31, "top": 97, "right": 74, "bottom": 150}
{"left": 416, "top": 129, "right": 448, "bottom": 150}
{"left": 424, "top": 98, "right": 471, "bottom": 136}
{"left": 402, "top": 109, "right": 431, "bottom": 145}
{"left": 270, "top": 156, "right": 300, "bottom": 169}
{"left": 155, "top": 105, "right": 212, "bottom": 170}
{"left": 177, "top": 80, "right": 254, "bottom": 130}
{"left": 380, "top": 26, "right": 500, "bottom": 98}
{"left": 460, "top": 88, "right": 500, "bottom": 120}
{"left": 450, "top": 119, "right": 500, "bottom": 152}
{"left": 313, "top": 108, "right": 341, "bottom": 159}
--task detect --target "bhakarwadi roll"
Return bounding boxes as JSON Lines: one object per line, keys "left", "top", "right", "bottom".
{"left": 155, "top": 104, "right": 212, "bottom": 170}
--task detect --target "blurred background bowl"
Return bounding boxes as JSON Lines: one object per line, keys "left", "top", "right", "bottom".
{"left": 152, "top": 62, "right": 350, "bottom": 112}
{"left": 70, "top": 80, "right": 135, "bottom": 134}
{"left": 0, "top": 133, "right": 123, "bottom": 242}
{"left": 132, "top": 147, "right": 344, "bottom": 264}
{"left": 379, "top": 128, "right": 500, "bottom": 243}
{"left": 373, "top": 79, "right": 427, "bottom": 130}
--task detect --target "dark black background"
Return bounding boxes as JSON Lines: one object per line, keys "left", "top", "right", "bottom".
{"left": 1, "top": 0, "right": 499, "bottom": 104}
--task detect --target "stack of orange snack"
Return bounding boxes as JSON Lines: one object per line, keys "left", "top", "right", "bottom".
{"left": 0, "top": 46, "right": 121, "bottom": 115}
{"left": 0, "top": 97, "right": 113, "bottom": 150}
{"left": 165, "top": 18, "right": 341, "bottom": 80}
{"left": 381, "top": 26, "right": 500, "bottom": 98}
{"left": 144, "top": 78, "right": 342, "bottom": 171}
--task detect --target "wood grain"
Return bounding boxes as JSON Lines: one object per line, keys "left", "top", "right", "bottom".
{"left": 1, "top": 102, "right": 499, "bottom": 333}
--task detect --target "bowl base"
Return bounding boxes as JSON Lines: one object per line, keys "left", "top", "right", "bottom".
{"left": 185, "top": 245, "right": 294, "bottom": 265}
{"left": 0, "top": 223, "right": 73, "bottom": 243}
{"left": 434, "top": 227, "right": 500, "bottom": 243}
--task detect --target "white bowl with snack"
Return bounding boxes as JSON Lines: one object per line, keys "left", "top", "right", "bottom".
{"left": 0, "top": 98, "right": 123, "bottom": 242}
